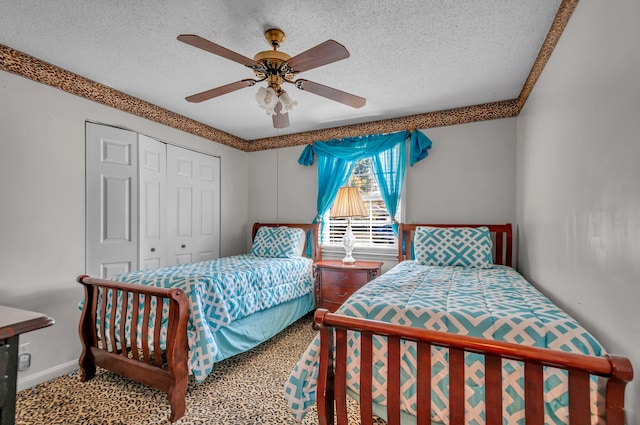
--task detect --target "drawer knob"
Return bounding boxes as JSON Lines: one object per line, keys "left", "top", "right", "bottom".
{"left": 337, "top": 292, "right": 348, "bottom": 298}
{"left": 338, "top": 275, "right": 348, "bottom": 281}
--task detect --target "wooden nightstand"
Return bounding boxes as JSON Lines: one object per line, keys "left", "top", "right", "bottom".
{"left": 314, "top": 260, "right": 383, "bottom": 313}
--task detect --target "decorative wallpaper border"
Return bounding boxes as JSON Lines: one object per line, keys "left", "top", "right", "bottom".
{"left": 247, "top": 100, "right": 519, "bottom": 151}
{"left": 0, "top": 44, "right": 250, "bottom": 151}
{"left": 517, "top": 0, "right": 579, "bottom": 110}
{"left": 0, "top": 0, "right": 577, "bottom": 153}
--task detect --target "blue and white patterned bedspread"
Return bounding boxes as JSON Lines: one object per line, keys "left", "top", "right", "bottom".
{"left": 103, "top": 254, "right": 313, "bottom": 382}
{"left": 285, "top": 261, "right": 605, "bottom": 424}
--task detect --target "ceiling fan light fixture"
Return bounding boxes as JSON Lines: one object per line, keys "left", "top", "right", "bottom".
{"left": 279, "top": 91, "right": 298, "bottom": 114}
{"left": 179, "top": 29, "right": 365, "bottom": 128}
{"left": 256, "top": 86, "right": 278, "bottom": 115}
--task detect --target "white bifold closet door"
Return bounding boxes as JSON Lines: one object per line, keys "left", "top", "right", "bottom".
{"left": 86, "top": 123, "right": 220, "bottom": 278}
{"left": 85, "top": 123, "right": 139, "bottom": 278}
{"left": 165, "top": 144, "right": 220, "bottom": 265}
{"left": 138, "top": 135, "right": 167, "bottom": 270}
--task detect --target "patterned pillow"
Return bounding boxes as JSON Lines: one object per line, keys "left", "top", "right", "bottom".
{"left": 251, "top": 226, "right": 306, "bottom": 258}
{"left": 414, "top": 226, "right": 493, "bottom": 268}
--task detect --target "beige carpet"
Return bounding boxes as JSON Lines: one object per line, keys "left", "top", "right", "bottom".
{"left": 15, "top": 313, "right": 386, "bottom": 425}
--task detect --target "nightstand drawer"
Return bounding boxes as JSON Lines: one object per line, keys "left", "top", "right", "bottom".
{"left": 313, "top": 260, "right": 383, "bottom": 321}
{"left": 321, "top": 283, "right": 361, "bottom": 305}
{"left": 320, "top": 268, "right": 370, "bottom": 286}
{"left": 320, "top": 300, "right": 345, "bottom": 313}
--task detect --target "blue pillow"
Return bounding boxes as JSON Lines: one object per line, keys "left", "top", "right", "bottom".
{"left": 414, "top": 226, "right": 493, "bottom": 268}
{"left": 251, "top": 226, "right": 306, "bottom": 258}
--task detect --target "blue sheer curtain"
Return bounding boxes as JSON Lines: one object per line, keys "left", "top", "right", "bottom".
{"left": 370, "top": 140, "right": 406, "bottom": 236}
{"left": 409, "top": 129, "right": 432, "bottom": 166}
{"left": 314, "top": 155, "right": 354, "bottom": 224}
{"left": 298, "top": 129, "right": 432, "bottom": 242}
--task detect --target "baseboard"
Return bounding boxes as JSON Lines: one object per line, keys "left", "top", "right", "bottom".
{"left": 17, "top": 360, "right": 79, "bottom": 391}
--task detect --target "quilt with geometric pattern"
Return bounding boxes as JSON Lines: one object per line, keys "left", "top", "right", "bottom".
{"left": 285, "top": 261, "right": 606, "bottom": 424}
{"left": 93, "top": 254, "right": 314, "bottom": 382}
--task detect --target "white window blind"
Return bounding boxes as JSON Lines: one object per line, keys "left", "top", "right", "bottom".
{"left": 323, "top": 158, "right": 399, "bottom": 248}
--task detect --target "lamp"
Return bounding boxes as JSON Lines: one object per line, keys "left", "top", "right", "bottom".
{"left": 331, "top": 186, "right": 367, "bottom": 265}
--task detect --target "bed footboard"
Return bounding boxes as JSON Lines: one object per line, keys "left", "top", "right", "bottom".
{"left": 314, "top": 309, "right": 633, "bottom": 425}
{"left": 77, "top": 275, "right": 190, "bottom": 422}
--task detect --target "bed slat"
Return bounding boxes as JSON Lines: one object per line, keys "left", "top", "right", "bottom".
{"left": 387, "top": 336, "right": 401, "bottom": 425}
{"left": 494, "top": 231, "right": 504, "bottom": 265}
{"left": 484, "top": 354, "right": 503, "bottom": 425}
{"left": 109, "top": 289, "right": 118, "bottom": 353}
{"left": 154, "top": 298, "right": 163, "bottom": 367}
{"left": 130, "top": 292, "right": 140, "bottom": 360}
{"left": 99, "top": 288, "right": 108, "bottom": 351}
{"left": 335, "top": 329, "right": 348, "bottom": 425}
{"left": 119, "top": 291, "right": 129, "bottom": 358}
{"left": 416, "top": 341, "right": 432, "bottom": 425}
{"left": 524, "top": 362, "right": 544, "bottom": 424}
{"left": 360, "top": 332, "right": 373, "bottom": 425}
{"left": 568, "top": 369, "right": 590, "bottom": 424}
{"left": 449, "top": 347, "right": 465, "bottom": 425}
{"left": 142, "top": 296, "right": 152, "bottom": 364}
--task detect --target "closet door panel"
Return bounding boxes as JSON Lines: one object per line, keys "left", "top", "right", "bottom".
{"left": 138, "top": 135, "right": 167, "bottom": 270}
{"left": 86, "top": 123, "right": 138, "bottom": 278}
{"left": 177, "top": 186, "right": 193, "bottom": 237}
{"left": 167, "top": 146, "right": 220, "bottom": 266}
{"left": 196, "top": 154, "right": 220, "bottom": 261}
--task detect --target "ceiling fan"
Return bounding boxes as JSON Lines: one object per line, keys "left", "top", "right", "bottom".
{"left": 177, "top": 28, "right": 366, "bottom": 129}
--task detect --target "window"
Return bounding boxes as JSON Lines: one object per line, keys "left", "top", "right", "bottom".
{"left": 322, "top": 158, "right": 400, "bottom": 249}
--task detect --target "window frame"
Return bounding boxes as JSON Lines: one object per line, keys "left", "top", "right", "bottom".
{"left": 320, "top": 157, "right": 404, "bottom": 259}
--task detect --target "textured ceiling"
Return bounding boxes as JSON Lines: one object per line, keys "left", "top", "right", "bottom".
{"left": 0, "top": 0, "right": 563, "bottom": 141}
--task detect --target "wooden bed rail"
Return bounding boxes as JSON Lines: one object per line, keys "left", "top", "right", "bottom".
{"left": 314, "top": 309, "right": 633, "bottom": 425}
{"left": 77, "top": 275, "right": 190, "bottom": 422}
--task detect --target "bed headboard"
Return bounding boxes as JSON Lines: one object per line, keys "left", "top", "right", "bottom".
{"left": 398, "top": 223, "right": 513, "bottom": 267}
{"left": 251, "top": 223, "right": 322, "bottom": 262}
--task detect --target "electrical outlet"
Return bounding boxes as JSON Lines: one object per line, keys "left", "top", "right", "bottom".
{"left": 18, "top": 353, "right": 31, "bottom": 371}
{"left": 18, "top": 343, "right": 31, "bottom": 371}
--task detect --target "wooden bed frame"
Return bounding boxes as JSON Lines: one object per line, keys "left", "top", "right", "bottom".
{"left": 77, "top": 222, "right": 319, "bottom": 422}
{"left": 315, "top": 223, "right": 633, "bottom": 425}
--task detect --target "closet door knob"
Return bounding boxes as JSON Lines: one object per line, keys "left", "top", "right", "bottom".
{"left": 181, "top": 244, "right": 186, "bottom": 248}
{"left": 150, "top": 248, "right": 156, "bottom": 252}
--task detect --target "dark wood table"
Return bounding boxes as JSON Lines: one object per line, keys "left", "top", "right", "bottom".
{"left": 0, "top": 306, "right": 54, "bottom": 425}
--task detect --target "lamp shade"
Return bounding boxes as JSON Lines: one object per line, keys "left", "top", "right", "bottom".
{"left": 279, "top": 91, "right": 298, "bottom": 113}
{"left": 256, "top": 86, "right": 278, "bottom": 115}
{"left": 331, "top": 187, "right": 367, "bottom": 218}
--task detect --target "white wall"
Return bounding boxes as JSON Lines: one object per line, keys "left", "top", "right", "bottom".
{"left": 0, "top": 70, "right": 249, "bottom": 389}
{"left": 248, "top": 117, "right": 518, "bottom": 270}
{"left": 516, "top": 0, "right": 640, "bottom": 420}
{"left": 404, "top": 119, "right": 516, "bottom": 225}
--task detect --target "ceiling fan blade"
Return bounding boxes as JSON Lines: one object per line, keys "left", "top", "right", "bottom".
{"left": 285, "top": 40, "right": 350, "bottom": 73}
{"left": 272, "top": 102, "right": 290, "bottom": 129}
{"left": 186, "top": 79, "right": 255, "bottom": 103}
{"left": 177, "top": 34, "right": 259, "bottom": 67}
{"left": 295, "top": 79, "right": 366, "bottom": 108}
